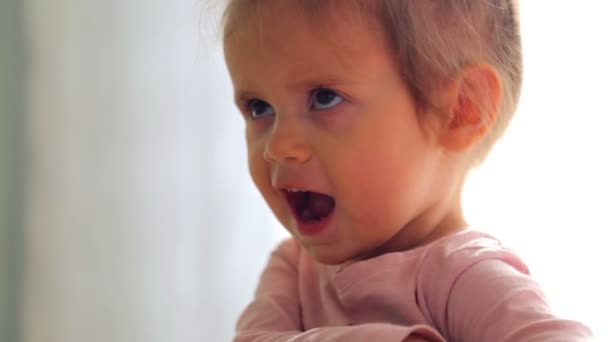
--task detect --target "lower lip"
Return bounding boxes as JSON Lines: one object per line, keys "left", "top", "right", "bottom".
{"left": 296, "top": 210, "right": 335, "bottom": 236}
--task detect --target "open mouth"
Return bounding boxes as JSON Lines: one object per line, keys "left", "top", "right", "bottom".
{"left": 283, "top": 189, "right": 335, "bottom": 223}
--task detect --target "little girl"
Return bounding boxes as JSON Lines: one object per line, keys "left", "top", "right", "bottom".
{"left": 221, "top": 0, "right": 593, "bottom": 340}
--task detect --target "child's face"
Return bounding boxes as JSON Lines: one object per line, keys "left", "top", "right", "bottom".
{"left": 224, "top": 4, "right": 460, "bottom": 264}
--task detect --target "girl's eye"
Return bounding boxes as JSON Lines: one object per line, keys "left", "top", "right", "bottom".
{"left": 247, "top": 99, "right": 275, "bottom": 119}
{"left": 311, "top": 89, "right": 343, "bottom": 111}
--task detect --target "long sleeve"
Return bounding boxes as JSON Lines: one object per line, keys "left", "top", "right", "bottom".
{"left": 235, "top": 239, "right": 446, "bottom": 342}
{"left": 446, "top": 260, "right": 593, "bottom": 341}
{"left": 416, "top": 235, "right": 594, "bottom": 341}
{"left": 236, "top": 323, "right": 445, "bottom": 342}
{"left": 235, "top": 239, "right": 302, "bottom": 336}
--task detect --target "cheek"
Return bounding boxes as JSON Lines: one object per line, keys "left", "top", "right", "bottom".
{"left": 337, "top": 153, "right": 403, "bottom": 220}
{"left": 247, "top": 149, "right": 292, "bottom": 230}
{"left": 247, "top": 142, "right": 285, "bottom": 210}
{"left": 334, "top": 139, "right": 432, "bottom": 227}
{"left": 247, "top": 143, "right": 268, "bottom": 191}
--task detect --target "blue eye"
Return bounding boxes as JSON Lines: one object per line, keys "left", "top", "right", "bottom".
{"left": 247, "top": 99, "right": 274, "bottom": 119}
{"left": 311, "top": 89, "right": 343, "bottom": 110}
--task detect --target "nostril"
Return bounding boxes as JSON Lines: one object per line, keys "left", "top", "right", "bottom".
{"left": 263, "top": 123, "right": 312, "bottom": 164}
{"left": 264, "top": 143, "right": 311, "bottom": 164}
{"left": 263, "top": 148, "right": 275, "bottom": 162}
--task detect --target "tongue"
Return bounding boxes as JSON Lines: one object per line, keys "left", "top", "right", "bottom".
{"left": 300, "top": 192, "right": 335, "bottom": 221}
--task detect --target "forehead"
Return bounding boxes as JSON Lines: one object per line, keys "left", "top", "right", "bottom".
{"left": 224, "top": 0, "right": 379, "bottom": 45}
{"left": 223, "top": 2, "right": 391, "bottom": 92}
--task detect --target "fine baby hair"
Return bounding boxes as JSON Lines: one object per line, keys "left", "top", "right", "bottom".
{"left": 223, "top": 0, "right": 522, "bottom": 164}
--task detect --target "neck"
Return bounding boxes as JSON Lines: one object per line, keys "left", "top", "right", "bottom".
{"left": 361, "top": 171, "right": 468, "bottom": 259}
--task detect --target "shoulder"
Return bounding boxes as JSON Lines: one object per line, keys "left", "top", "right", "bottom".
{"left": 419, "top": 229, "right": 529, "bottom": 276}
{"left": 253, "top": 238, "right": 303, "bottom": 298}
{"left": 274, "top": 237, "right": 300, "bottom": 254}
{"left": 269, "top": 238, "right": 302, "bottom": 268}
{"left": 415, "top": 230, "right": 530, "bottom": 319}
{"left": 416, "top": 231, "right": 595, "bottom": 340}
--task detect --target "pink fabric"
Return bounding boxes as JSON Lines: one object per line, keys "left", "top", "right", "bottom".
{"left": 235, "top": 230, "right": 593, "bottom": 341}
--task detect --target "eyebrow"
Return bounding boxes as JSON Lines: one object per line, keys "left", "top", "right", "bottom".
{"left": 285, "top": 74, "right": 350, "bottom": 91}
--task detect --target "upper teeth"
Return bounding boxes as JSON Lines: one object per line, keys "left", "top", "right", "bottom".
{"left": 286, "top": 188, "right": 305, "bottom": 192}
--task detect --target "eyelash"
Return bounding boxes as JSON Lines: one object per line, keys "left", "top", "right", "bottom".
{"left": 244, "top": 87, "right": 345, "bottom": 120}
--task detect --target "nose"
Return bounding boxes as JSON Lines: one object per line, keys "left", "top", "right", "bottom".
{"left": 263, "top": 117, "right": 311, "bottom": 164}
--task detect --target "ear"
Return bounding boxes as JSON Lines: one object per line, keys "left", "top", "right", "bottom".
{"left": 437, "top": 64, "right": 503, "bottom": 152}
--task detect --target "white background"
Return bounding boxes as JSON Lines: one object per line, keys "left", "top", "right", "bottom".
{"left": 19, "top": 1, "right": 607, "bottom": 341}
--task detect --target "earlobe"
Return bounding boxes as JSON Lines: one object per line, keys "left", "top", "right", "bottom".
{"left": 439, "top": 64, "right": 503, "bottom": 152}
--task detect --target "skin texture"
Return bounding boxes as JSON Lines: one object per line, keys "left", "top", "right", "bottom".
{"left": 224, "top": 2, "right": 501, "bottom": 265}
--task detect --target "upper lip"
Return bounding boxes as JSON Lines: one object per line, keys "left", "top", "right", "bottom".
{"left": 272, "top": 169, "right": 333, "bottom": 196}
{"left": 273, "top": 179, "right": 331, "bottom": 196}
{"left": 284, "top": 188, "right": 308, "bottom": 192}
{"left": 277, "top": 184, "right": 329, "bottom": 196}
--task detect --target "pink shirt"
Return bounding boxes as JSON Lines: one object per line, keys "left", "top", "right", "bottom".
{"left": 235, "top": 230, "right": 593, "bottom": 341}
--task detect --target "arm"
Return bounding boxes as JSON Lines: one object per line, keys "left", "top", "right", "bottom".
{"left": 416, "top": 237, "right": 593, "bottom": 342}
{"left": 235, "top": 239, "right": 446, "bottom": 342}
{"left": 235, "top": 239, "right": 301, "bottom": 338}
{"left": 236, "top": 324, "right": 444, "bottom": 342}
{"left": 446, "top": 260, "right": 593, "bottom": 341}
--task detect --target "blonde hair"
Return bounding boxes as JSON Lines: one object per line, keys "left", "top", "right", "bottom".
{"left": 222, "top": 0, "right": 522, "bottom": 164}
